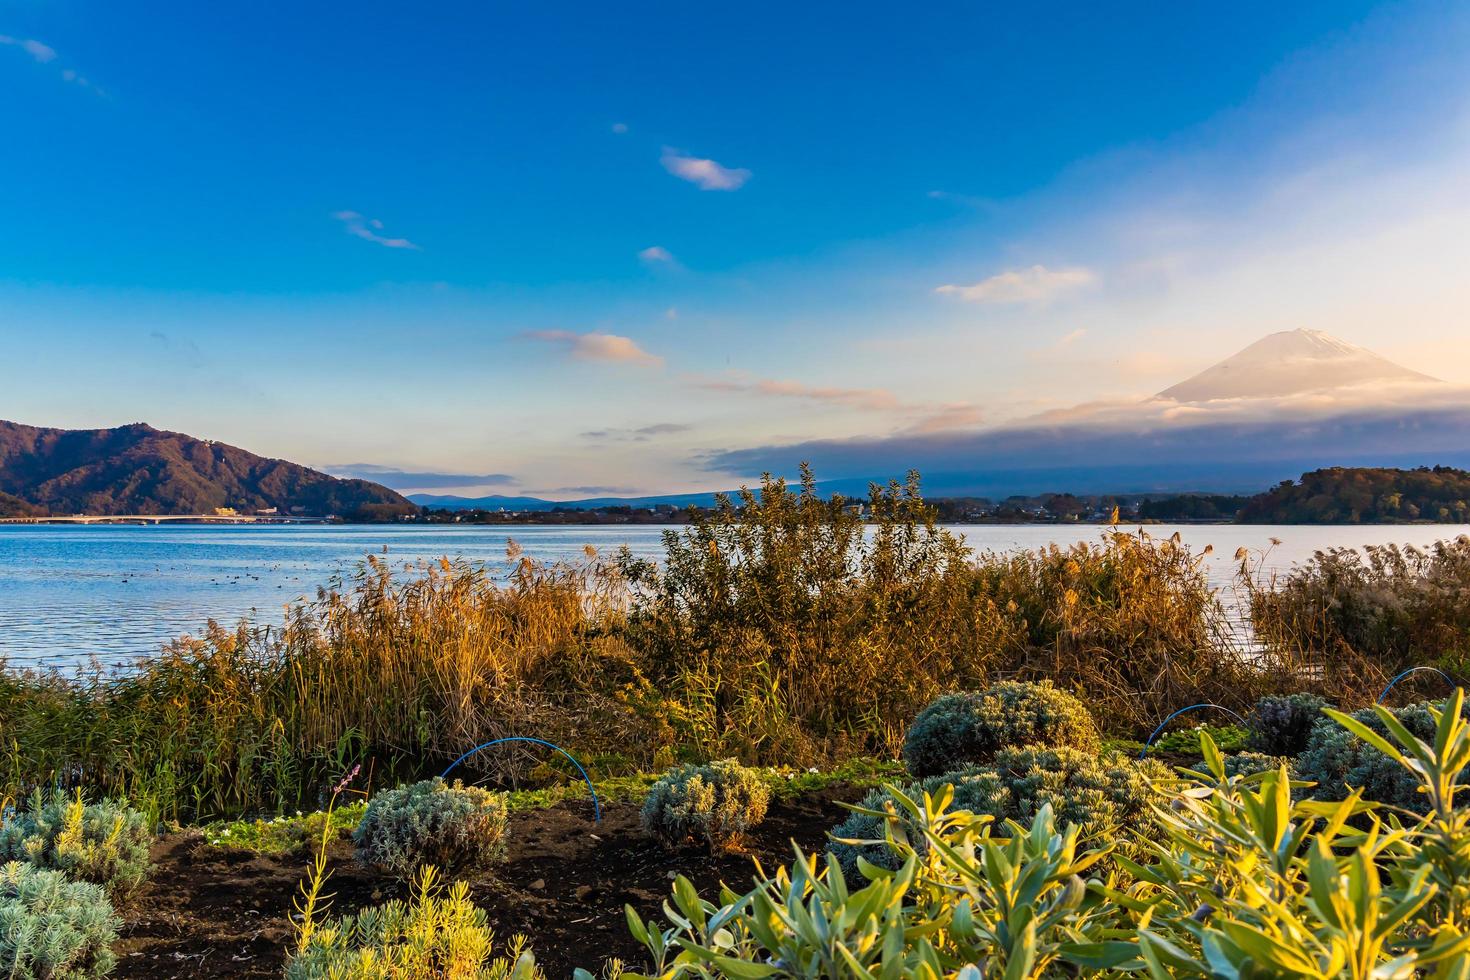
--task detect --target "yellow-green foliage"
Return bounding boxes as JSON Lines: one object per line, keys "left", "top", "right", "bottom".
{"left": 830, "top": 746, "right": 1167, "bottom": 877}
{"left": 902, "top": 681, "right": 1101, "bottom": 777}
{"left": 353, "top": 779, "right": 508, "bottom": 878}
{"left": 640, "top": 759, "right": 770, "bottom": 852}
{"left": 286, "top": 866, "right": 541, "bottom": 980}
{"left": 619, "top": 691, "right": 1470, "bottom": 979}
{"left": 0, "top": 860, "right": 120, "bottom": 979}
{"left": 0, "top": 792, "right": 152, "bottom": 901}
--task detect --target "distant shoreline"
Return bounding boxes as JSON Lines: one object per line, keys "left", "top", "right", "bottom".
{"left": 3, "top": 515, "right": 1468, "bottom": 528}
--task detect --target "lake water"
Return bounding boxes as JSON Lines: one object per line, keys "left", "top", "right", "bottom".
{"left": 2, "top": 522, "right": 1467, "bottom": 670}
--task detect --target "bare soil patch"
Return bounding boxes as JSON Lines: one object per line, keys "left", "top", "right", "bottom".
{"left": 114, "top": 787, "right": 863, "bottom": 979}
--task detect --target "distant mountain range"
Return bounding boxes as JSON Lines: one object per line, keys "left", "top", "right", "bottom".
{"left": 0, "top": 420, "right": 415, "bottom": 519}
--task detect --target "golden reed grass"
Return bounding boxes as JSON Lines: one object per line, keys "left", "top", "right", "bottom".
{"left": 1, "top": 469, "right": 1454, "bottom": 822}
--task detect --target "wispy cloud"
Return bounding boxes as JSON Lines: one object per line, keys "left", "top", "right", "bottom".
{"left": 0, "top": 35, "right": 55, "bottom": 63}
{"left": 638, "top": 245, "right": 678, "bottom": 265}
{"left": 935, "top": 264, "right": 1097, "bottom": 304}
{"left": 1, "top": 35, "right": 101, "bottom": 92}
{"left": 324, "top": 464, "right": 516, "bottom": 490}
{"left": 901, "top": 403, "right": 985, "bottom": 435}
{"left": 690, "top": 374, "right": 899, "bottom": 410}
{"left": 611, "top": 122, "right": 629, "bottom": 134}
{"left": 522, "top": 330, "right": 664, "bottom": 367}
{"left": 661, "top": 147, "right": 751, "bottom": 191}
{"left": 331, "top": 211, "right": 421, "bottom": 250}
{"left": 582, "top": 422, "right": 692, "bottom": 442}
{"left": 546, "top": 485, "right": 639, "bottom": 496}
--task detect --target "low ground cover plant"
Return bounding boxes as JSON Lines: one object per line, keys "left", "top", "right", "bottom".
{"left": 0, "top": 792, "right": 152, "bottom": 902}
{"left": 901, "top": 680, "right": 1100, "bottom": 777}
{"left": 287, "top": 865, "right": 541, "bottom": 979}
{"left": 641, "top": 759, "right": 770, "bottom": 852}
{"left": 353, "top": 779, "right": 508, "bottom": 878}
{"left": 829, "top": 745, "right": 1168, "bottom": 877}
{"left": 0, "top": 860, "right": 120, "bottom": 979}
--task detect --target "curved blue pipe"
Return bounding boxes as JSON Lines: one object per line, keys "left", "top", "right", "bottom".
{"left": 1139, "top": 703, "right": 1248, "bottom": 759}
{"left": 440, "top": 737, "right": 601, "bottom": 822}
{"left": 1377, "top": 666, "right": 1456, "bottom": 705}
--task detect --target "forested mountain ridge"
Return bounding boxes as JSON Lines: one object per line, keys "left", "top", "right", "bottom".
{"left": 1238, "top": 466, "right": 1470, "bottom": 523}
{"left": 0, "top": 420, "right": 415, "bottom": 519}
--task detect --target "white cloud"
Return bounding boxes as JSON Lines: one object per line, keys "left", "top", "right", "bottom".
{"left": 638, "top": 245, "right": 676, "bottom": 264}
{"left": 522, "top": 330, "right": 664, "bottom": 367}
{"left": 935, "top": 264, "right": 1098, "bottom": 304}
{"left": 611, "top": 122, "right": 629, "bottom": 134}
{"left": 902, "top": 403, "right": 985, "bottom": 434}
{"left": 1, "top": 36, "right": 100, "bottom": 92}
{"left": 690, "top": 374, "right": 899, "bottom": 410}
{"left": 661, "top": 147, "right": 751, "bottom": 191}
{"left": 0, "top": 36, "right": 56, "bottom": 63}
{"left": 332, "top": 211, "right": 421, "bottom": 250}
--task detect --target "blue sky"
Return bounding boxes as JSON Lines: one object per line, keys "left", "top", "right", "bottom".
{"left": 3, "top": 1, "right": 1469, "bottom": 496}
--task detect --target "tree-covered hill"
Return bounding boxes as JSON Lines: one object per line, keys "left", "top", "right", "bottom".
{"left": 0, "top": 420, "right": 416, "bottom": 520}
{"left": 1237, "top": 466, "right": 1470, "bottom": 523}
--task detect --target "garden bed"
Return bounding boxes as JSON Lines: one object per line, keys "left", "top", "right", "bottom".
{"left": 112, "top": 785, "right": 865, "bottom": 979}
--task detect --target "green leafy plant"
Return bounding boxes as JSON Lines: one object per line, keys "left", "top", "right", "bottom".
{"left": 616, "top": 692, "right": 1470, "bottom": 979}
{"left": 1246, "top": 692, "right": 1330, "bottom": 756}
{"left": 286, "top": 865, "right": 542, "bottom": 979}
{"left": 624, "top": 792, "right": 1118, "bottom": 980}
{"left": 1152, "top": 722, "right": 1249, "bottom": 754}
{"left": 0, "top": 791, "right": 152, "bottom": 901}
{"left": 829, "top": 746, "right": 1167, "bottom": 877}
{"left": 1220, "top": 750, "right": 1293, "bottom": 780}
{"left": 640, "top": 759, "right": 770, "bottom": 852}
{"left": 0, "top": 860, "right": 120, "bottom": 979}
{"left": 902, "top": 680, "right": 1101, "bottom": 777}
{"left": 1120, "top": 706, "right": 1470, "bottom": 978}
{"left": 353, "top": 778, "right": 508, "bottom": 878}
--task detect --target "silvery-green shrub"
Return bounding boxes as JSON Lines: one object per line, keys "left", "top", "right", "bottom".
{"left": 641, "top": 759, "right": 770, "bottom": 852}
{"left": 1245, "top": 692, "right": 1329, "bottom": 757}
{"left": 902, "top": 681, "right": 1100, "bottom": 777}
{"left": 353, "top": 779, "right": 508, "bottom": 877}
{"left": 0, "top": 793, "right": 151, "bottom": 902}
{"left": 1296, "top": 699, "right": 1468, "bottom": 812}
{"left": 0, "top": 860, "right": 120, "bottom": 979}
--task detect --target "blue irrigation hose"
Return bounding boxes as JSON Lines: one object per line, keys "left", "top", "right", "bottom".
{"left": 1139, "top": 703, "right": 1248, "bottom": 759}
{"left": 441, "top": 737, "right": 601, "bottom": 822}
{"left": 1377, "top": 666, "right": 1456, "bottom": 705}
